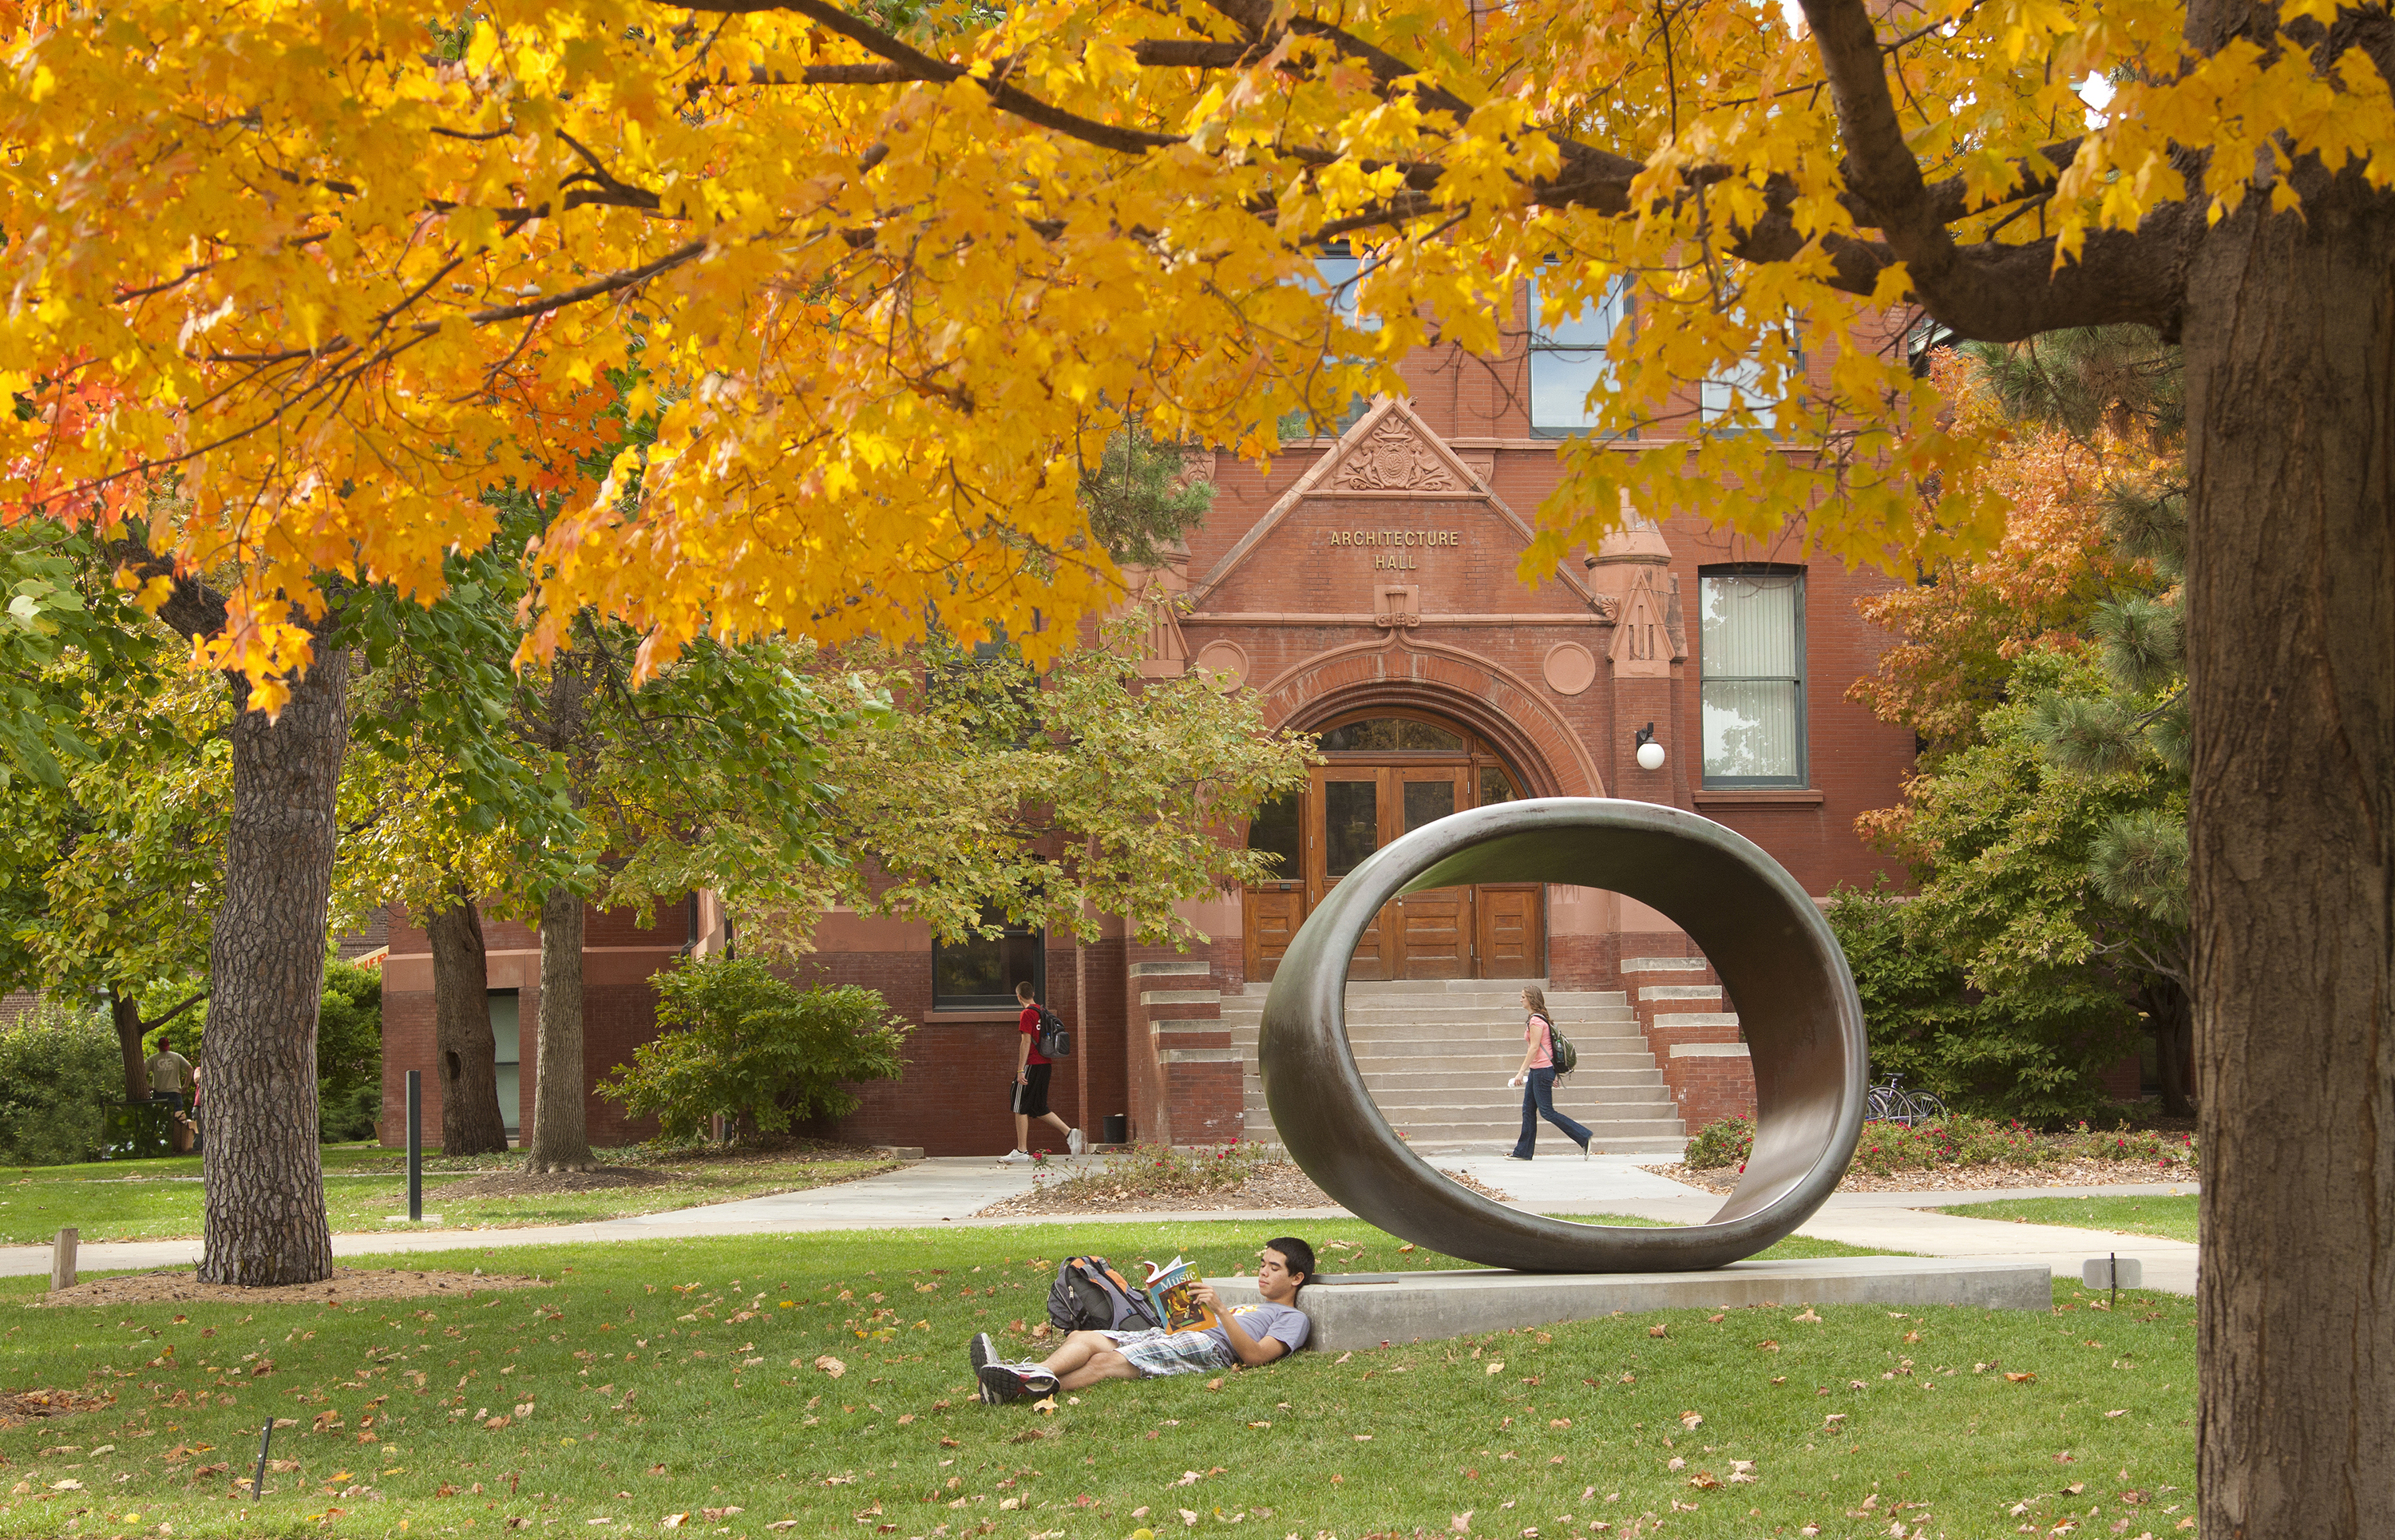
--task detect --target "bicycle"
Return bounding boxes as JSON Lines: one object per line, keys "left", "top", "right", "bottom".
{"left": 1865, "top": 1072, "right": 1948, "bottom": 1127}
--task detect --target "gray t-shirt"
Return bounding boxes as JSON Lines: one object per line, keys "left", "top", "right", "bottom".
{"left": 1205, "top": 1300, "right": 1310, "bottom": 1356}
{"left": 146, "top": 1051, "right": 192, "bottom": 1095}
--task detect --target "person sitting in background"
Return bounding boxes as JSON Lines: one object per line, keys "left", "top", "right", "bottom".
{"left": 969, "top": 1238, "right": 1315, "bottom": 1403}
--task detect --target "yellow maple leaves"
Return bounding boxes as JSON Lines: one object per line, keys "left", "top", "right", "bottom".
{"left": 0, "top": 0, "right": 2386, "bottom": 692}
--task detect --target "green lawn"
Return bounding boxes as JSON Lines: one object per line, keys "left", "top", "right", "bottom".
{"left": 1938, "top": 1195, "right": 2200, "bottom": 1245}
{"left": 0, "top": 1145, "right": 897, "bottom": 1245}
{"left": 1, "top": 1221, "right": 2195, "bottom": 1540}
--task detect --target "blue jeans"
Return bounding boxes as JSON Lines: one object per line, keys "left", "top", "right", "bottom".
{"left": 1513, "top": 1067, "right": 1591, "bottom": 1158}
{"left": 150, "top": 1091, "right": 185, "bottom": 1114}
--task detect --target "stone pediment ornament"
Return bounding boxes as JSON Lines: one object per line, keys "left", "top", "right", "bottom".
{"left": 1332, "top": 415, "right": 1462, "bottom": 492}
{"left": 1188, "top": 397, "right": 1594, "bottom": 608}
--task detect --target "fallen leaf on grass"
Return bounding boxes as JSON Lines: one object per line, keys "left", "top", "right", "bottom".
{"left": 2005, "top": 1372, "right": 2037, "bottom": 1384}
{"left": 1486, "top": 1361, "right": 1506, "bottom": 1376}
{"left": 1729, "top": 1460, "right": 1757, "bottom": 1483}
{"left": 1793, "top": 1308, "right": 1821, "bottom": 1324}
{"left": 1649, "top": 1325, "right": 1669, "bottom": 1338}
{"left": 814, "top": 1356, "right": 847, "bottom": 1379}
{"left": 662, "top": 1514, "right": 688, "bottom": 1529}
{"left": 765, "top": 1523, "right": 799, "bottom": 1532}
{"left": 1688, "top": 1472, "right": 1721, "bottom": 1490}
{"left": 1680, "top": 1411, "right": 1704, "bottom": 1430}
{"left": 2106, "top": 1410, "right": 2128, "bottom": 1419}
{"left": 1450, "top": 1513, "right": 1473, "bottom": 1534}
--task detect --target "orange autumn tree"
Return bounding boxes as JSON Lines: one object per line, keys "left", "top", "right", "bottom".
{"left": 1847, "top": 352, "right": 2151, "bottom": 759}
{"left": 5, "top": 0, "right": 2393, "bottom": 1529}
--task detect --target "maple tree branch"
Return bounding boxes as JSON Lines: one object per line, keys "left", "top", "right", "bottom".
{"left": 679, "top": 0, "right": 1186, "bottom": 152}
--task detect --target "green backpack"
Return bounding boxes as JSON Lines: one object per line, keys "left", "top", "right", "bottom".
{"left": 1541, "top": 1015, "right": 1578, "bottom": 1076}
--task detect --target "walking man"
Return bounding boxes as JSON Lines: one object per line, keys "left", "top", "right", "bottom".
{"left": 146, "top": 1034, "right": 193, "bottom": 1115}
{"left": 1000, "top": 980, "right": 1082, "bottom": 1162}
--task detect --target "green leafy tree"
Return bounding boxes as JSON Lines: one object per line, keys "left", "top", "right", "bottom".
{"left": 803, "top": 620, "right": 1317, "bottom": 956}
{"left": 1843, "top": 648, "right": 2180, "bottom": 1120}
{"left": 315, "top": 960, "right": 384, "bottom": 1144}
{"left": 597, "top": 959, "right": 909, "bottom": 1142}
{"left": 1077, "top": 426, "right": 1214, "bottom": 570}
{"left": 0, "top": 1000, "right": 121, "bottom": 1166}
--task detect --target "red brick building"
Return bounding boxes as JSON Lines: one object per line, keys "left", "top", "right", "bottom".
{"left": 380, "top": 298, "right": 1922, "bottom": 1156}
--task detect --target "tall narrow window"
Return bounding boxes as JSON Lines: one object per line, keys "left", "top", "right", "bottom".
{"left": 1281, "top": 252, "right": 1376, "bottom": 438}
{"left": 488, "top": 990, "right": 522, "bottom": 1138}
{"left": 1247, "top": 792, "right": 1300, "bottom": 880}
{"left": 1700, "top": 568, "right": 1807, "bottom": 786}
{"left": 932, "top": 907, "right": 1045, "bottom": 1009}
{"left": 1529, "top": 277, "right": 1631, "bottom": 437}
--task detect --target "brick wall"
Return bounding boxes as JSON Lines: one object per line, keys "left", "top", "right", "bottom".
{"left": 380, "top": 901, "right": 680, "bottom": 1150}
{"left": 1620, "top": 952, "right": 1759, "bottom": 1130}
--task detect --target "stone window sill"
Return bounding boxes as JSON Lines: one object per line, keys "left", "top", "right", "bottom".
{"left": 920, "top": 1009, "right": 1023, "bottom": 1024}
{"left": 1692, "top": 789, "right": 1826, "bottom": 806}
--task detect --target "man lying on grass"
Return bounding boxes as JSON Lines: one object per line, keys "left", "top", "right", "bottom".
{"left": 970, "top": 1237, "right": 1316, "bottom": 1404}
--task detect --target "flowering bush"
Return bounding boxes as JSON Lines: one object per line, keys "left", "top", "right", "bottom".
{"left": 1684, "top": 1112, "right": 2198, "bottom": 1176}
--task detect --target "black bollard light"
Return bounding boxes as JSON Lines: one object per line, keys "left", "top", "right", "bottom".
{"left": 406, "top": 1070, "right": 422, "bottom": 1222}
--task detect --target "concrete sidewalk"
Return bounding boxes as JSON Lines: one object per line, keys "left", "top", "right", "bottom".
{"left": 0, "top": 1152, "right": 2200, "bottom": 1295}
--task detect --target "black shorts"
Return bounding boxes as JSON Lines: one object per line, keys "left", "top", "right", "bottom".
{"left": 1013, "top": 1063, "right": 1053, "bottom": 1118}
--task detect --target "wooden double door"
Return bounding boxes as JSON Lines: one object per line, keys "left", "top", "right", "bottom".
{"left": 1245, "top": 765, "right": 1542, "bottom": 982}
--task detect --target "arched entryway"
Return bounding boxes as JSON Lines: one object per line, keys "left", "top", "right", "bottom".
{"left": 1245, "top": 709, "right": 1544, "bottom": 982}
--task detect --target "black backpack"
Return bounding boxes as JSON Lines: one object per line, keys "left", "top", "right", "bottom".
{"left": 1035, "top": 1004, "right": 1072, "bottom": 1059}
{"left": 1047, "top": 1256, "right": 1159, "bottom": 1332}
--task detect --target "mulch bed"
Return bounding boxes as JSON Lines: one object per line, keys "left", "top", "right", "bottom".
{"left": 0, "top": 1388, "right": 113, "bottom": 1429}
{"left": 29, "top": 1266, "right": 552, "bottom": 1309}
{"left": 1647, "top": 1159, "right": 2199, "bottom": 1194}
{"left": 973, "top": 1162, "right": 1510, "bottom": 1217}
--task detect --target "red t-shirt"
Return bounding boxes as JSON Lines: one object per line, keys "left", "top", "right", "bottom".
{"left": 1019, "top": 1003, "right": 1051, "bottom": 1067}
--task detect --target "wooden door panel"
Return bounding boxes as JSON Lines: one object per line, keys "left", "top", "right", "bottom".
{"left": 1396, "top": 889, "right": 1473, "bottom": 979}
{"left": 1244, "top": 886, "right": 1305, "bottom": 984}
{"left": 1478, "top": 886, "right": 1542, "bottom": 979}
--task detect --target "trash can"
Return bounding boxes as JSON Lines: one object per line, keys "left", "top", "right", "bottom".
{"left": 1102, "top": 1114, "right": 1129, "bottom": 1148}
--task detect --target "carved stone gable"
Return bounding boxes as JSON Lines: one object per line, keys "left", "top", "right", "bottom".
{"left": 1332, "top": 415, "right": 1462, "bottom": 492}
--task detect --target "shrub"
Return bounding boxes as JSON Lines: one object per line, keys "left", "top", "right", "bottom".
{"left": 598, "top": 957, "right": 909, "bottom": 1142}
{"left": 0, "top": 1003, "right": 121, "bottom": 1165}
{"left": 1827, "top": 879, "right": 2140, "bottom": 1124}
{"left": 1684, "top": 1110, "right": 2199, "bottom": 1176}
{"left": 1684, "top": 1116, "right": 1755, "bottom": 1170}
{"left": 317, "top": 960, "right": 383, "bottom": 1142}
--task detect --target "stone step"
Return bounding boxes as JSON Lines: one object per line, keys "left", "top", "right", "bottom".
{"left": 1322, "top": 1067, "right": 1668, "bottom": 1091}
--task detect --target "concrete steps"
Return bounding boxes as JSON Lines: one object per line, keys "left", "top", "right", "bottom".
{"left": 1220, "top": 980, "right": 1686, "bottom": 1155}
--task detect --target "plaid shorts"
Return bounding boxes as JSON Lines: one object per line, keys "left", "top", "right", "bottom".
{"left": 1098, "top": 1328, "right": 1237, "bottom": 1379}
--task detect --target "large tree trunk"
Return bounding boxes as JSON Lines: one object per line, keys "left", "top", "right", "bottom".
{"left": 197, "top": 648, "right": 348, "bottom": 1286}
{"left": 2182, "top": 183, "right": 2395, "bottom": 1538}
{"left": 426, "top": 894, "right": 509, "bottom": 1156}
{"left": 109, "top": 989, "right": 148, "bottom": 1104}
{"left": 524, "top": 648, "right": 595, "bottom": 1173}
{"left": 525, "top": 884, "right": 592, "bottom": 1171}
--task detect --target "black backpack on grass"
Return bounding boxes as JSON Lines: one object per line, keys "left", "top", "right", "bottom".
{"left": 1047, "top": 1256, "right": 1161, "bottom": 1332}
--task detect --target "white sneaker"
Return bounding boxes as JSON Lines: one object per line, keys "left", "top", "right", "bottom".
{"left": 997, "top": 1149, "right": 1033, "bottom": 1164}
{"left": 1067, "top": 1127, "right": 1086, "bottom": 1155}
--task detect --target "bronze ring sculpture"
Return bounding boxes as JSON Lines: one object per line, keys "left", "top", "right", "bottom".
{"left": 1259, "top": 798, "right": 1866, "bottom": 1271}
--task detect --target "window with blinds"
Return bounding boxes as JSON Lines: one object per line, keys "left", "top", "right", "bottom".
{"left": 1699, "top": 568, "right": 1807, "bottom": 786}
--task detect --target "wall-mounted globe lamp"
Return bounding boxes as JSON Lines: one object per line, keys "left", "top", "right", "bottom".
{"left": 1633, "top": 722, "right": 1666, "bottom": 772}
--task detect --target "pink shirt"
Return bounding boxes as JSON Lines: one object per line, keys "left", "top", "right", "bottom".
{"left": 1525, "top": 1014, "right": 1553, "bottom": 1070}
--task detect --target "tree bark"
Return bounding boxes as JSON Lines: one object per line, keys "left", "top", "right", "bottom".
{"left": 196, "top": 648, "right": 348, "bottom": 1287}
{"left": 426, "top": 894, "right": 509, "bottom": 1156}
{"left": 525, "top": 649, "right": 594, "bottom": 1173}
{"left": 526, "top": 883, "right": 593, "bottom": 1170}
{"left": 2183, "top": 182, "right": 2395, "bottom": 1538}
{"left": 110, "top": 989, "right": 148, "bottom": 1105}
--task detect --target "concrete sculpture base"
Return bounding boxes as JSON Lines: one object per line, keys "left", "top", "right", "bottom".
{"left": 1210, "top": 1257, "right": 2051, "bottom": 1352}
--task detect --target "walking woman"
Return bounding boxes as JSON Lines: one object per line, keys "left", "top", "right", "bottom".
{"left": 1505, "top": 986, "right": 1593, "bottom": 1160}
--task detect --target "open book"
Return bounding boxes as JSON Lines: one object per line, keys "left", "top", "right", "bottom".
{"left": 1141, "top": 1257, "right": 1220, "bottom": 1335}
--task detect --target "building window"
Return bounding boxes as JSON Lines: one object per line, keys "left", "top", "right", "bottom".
{"left": 1529, "top": 276, "right": 1631, "bottom": 437}
{"left": 1281, "top": 252, "right": 1375, "bottom": 438}
{"left": 932, "top": 907, "right": 1045, "bottom": 1010}
{"left": 1700, "top": 567, "right": 1807, "bottom": 786}
{"left": 488, "top": 990, "right": 522, "bottom": 1137}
